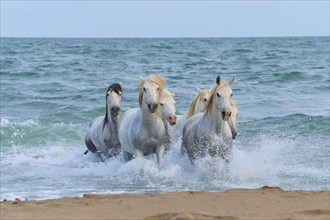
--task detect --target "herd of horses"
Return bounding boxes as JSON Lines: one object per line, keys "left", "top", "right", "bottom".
{"left": 84, "top": 75, "right": 238, "bottom": 168}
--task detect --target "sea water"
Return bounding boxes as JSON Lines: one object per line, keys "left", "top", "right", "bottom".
{"left": 1, "top": 37, "right": 329, "bottom": 200}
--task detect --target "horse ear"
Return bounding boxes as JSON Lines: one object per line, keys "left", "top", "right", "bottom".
{"left": 139, "top": 76, "right": 145, "bottom": 82}
{"left": 216, "top": 76, "right": 221, "bottom": 85}
{"left": 195, "top": 87, "right": 202, "bottom": 92}
{"left": 228, "top": 76, "right": 235, "bottom": 87}
{"left": 104, "top": 82, "right": 110, "bottom": 88}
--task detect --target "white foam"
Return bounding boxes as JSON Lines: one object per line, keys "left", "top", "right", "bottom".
{"left": 1, "top": 132, "right": 328, "bottom": 200}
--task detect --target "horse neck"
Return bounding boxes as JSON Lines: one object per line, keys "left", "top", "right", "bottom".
{"left": 141, "top": 104, "right": 161, "bottom": 129}
{"left": 207, "top": 101, "right": 224, "bottom": 134}
{"left": 104, "top": 105, "right": 118, "bottom": 132}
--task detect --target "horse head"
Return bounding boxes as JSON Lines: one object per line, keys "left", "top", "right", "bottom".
{"left": 187, "top": 88, "right": 211, "bottom": 118}
{"left": 105, "top": 82, "right": 122, "bottom": 117}
{"left": 139, "top": 75, "right": 165, "bottom": 114}
{"left": 206, "top": 76, "right": 234, "bottom": 121}
{"left": 196, "top": 88, "right": 211, "bottom": 113}
{"left": 160, "top": 90, "right": 177, "bottom": 126}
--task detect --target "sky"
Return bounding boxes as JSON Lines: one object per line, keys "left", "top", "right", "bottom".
{"left": 1, "top": 1, "right": 329, "bottom": 38}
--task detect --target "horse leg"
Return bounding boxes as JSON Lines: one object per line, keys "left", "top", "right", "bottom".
{"left": 156, "top": 145, "right": 165, "bottom": 169}
{"left": 85, "top": 133, "right": 98, "bottom": 153}
{"left": 123, "top": 150, "right": 134, "bottom": 162}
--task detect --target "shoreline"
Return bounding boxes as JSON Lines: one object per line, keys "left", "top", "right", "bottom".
{"left": 1, "top": 186, "right": 329, "bottom": 220}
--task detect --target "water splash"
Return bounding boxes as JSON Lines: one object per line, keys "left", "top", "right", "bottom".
{"left": 1, "top": 129, "right": 328, "bottom": 200}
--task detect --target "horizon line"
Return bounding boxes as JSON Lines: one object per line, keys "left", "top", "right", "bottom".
{"left": 1, "top": 35, "right": 329, "bottom": 39}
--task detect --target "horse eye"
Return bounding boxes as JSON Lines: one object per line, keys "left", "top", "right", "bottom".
{"left": 231, "top": 93, "right": 233, "bottom": 97}
{"left": 160, "top": 103, "right": 164, "bottom": 106}
{"left": 217, "top": 93, "right": 220, "bottom": 97}
{"left": 143, "top": 87, "right": 146, "bottom": 92}
{"left": 157, "top": 87, "right": 160, "bottom": 91}
{"left": 203, "top": 98, "right": 207, "bottom": 102}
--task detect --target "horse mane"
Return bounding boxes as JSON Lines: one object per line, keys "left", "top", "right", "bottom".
{"left": 138, "top": 74, "right": 165, "bottom": 107}
{"left": 162, "top": 89, "right": 175, "bottom": 100}
{"left": 104, "top": 83, "right": 122, "bottom": 127}
{"left": 186, "top": 89, "right": 210, "bottom": 118}
{"left": 186, "top": 93, "right": 199, "bottom": 118}
{"left": 108, "top": 83, "right": 122, "bottom": 95}
{"left": 205, "top": 81, "right": 226, "bottom": 114}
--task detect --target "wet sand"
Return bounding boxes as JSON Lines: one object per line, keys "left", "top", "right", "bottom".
{"left": 1, "top": 186, "right": 329, "bottom": 220}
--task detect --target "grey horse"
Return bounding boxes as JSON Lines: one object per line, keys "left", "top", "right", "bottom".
{"left": 85, "top": 83, "right": 122, "bottom": 157}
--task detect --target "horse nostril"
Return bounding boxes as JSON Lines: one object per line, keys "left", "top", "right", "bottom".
{"left": 169, "top": 115, "right": 177, "bottom": 125}
{"left": 229, "top": 112, "right": 232, "bottom": 117}
{"left": 111, "top": 107, "right": 120, "bottom": 113}
{"left": 148, "top": 104, "right": 151, "bottom": 109}
{"left": 152, "top": 103, "right": 158, "bottom": 110}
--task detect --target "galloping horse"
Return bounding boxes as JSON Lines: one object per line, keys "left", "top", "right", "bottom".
{"left": 118, "top": 75, "right": 167, "bottom": 168}
{"left": 122, "top": 89, "right": 177, "bottom": 151}
{"left": 182, "top": 76, "right": 235, "bottom": 162}
{"left": 85, "top": 83, "right": 122, "bottom": 157}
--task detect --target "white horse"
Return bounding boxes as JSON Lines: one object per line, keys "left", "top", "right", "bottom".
{"left": 170, "top": 88, "right": 211, "bottom": 142}
{"left": 85, "top": 82, "right": 122, "bottom": 157}
{"left": 118, "top": 75, "right": 167, "bottom": 168}
{"left": 182, "top": 76, "right": 235, "bottom": 162}
{"left": 121, "top": 89, "right": 177, "bottom": 151}
{"left": 228, "top": 99, "right": 238, "bottom": 139}
{"left": 160, "top": 89, "right": 177, "bottom": 150}
{"left": 160, "top": 89, "right": 177, "bottom": 127}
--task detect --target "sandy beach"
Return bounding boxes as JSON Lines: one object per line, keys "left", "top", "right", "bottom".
{"left": 1, "top": 186, "right": 329, "bottom": 220}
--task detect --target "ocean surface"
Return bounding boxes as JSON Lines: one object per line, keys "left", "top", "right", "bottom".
{"left": 1, "top": 37, "right": 329, "bottom": 200}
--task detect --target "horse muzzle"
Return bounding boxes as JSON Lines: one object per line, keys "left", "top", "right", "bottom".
{"left": 222, "top": 108, "right": 231, "bottom": 121}
{"left": 168, "top": 114, "right": 177, "bottom": 126}
{"left": 111, "top": 107, "right": 120, "bottom": 116}
{"left": 232, "top": 130, "right": 237, "bottom": 139}
{"left": 147, "top": 103, "right": 158, "bottom": 113}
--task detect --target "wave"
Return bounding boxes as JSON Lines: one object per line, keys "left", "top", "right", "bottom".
{"left": 1, "top": 130, "right": 328, "bottom": 200}
{"left": 224, "top": 49, "right": 252, "bottom": 54}
{"left": 240, "top": 114, "right": 330, "bottom": 138}
{"left": 272, "top": 71, "right": 307, "bottom": 82}
{"left": 0, "top": 118, "right": 85, "bottom": 150}
{"left": 150, "top": 44, "right": 174, "bottom": 50}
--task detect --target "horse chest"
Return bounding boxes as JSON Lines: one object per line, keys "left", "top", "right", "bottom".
{"left": 103, "top": 132, "right": 119, "bottom": 146}
{"left": 139, "top": 139, "right": 159, "bottom": 154}
{"left": 133, "top": 127, "right": 164, "bottom": 153}
{"left": 102, "top": 125, "right": 120, "bottom": 150}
